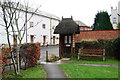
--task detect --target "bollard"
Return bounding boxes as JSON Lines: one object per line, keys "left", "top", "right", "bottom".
{"left": 46, "top": 51, "right": 48, "bottom": 62}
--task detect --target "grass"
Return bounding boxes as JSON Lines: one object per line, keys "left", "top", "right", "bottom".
{"left": 66, "top": 58, "right": 120, "bottom": 65}
{"left": 60, "top": 64, "right": 119, "bottom": 78}
{"left": 2, "top": 65, "right": 46, "bottom": 79}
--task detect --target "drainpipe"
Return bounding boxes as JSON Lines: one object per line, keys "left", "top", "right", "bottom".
{"left": 50, "top": 18, "right": 52, "bottom": 45}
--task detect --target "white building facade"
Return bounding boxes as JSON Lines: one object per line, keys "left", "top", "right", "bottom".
{"left": 110, "top": 1, "right": 120, "bottom": 29}
{"left": 27, "top": 12, "right": 60, "bottom": 46}
{"left": 0, "top": 1, "right": 60, "bottom": 46}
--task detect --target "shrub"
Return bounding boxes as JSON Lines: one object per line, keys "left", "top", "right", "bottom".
{"left": 20, "top": 42, "right": 40, "bottom": 69}
{"left": 75, "top": 39, "right": 114, "bottom": 58}
{"left": 75, "top": 41, "right": 101, "bottom": 58}
{"left": 112, "top": 37, "right": 120, "bottom": 60}
{"left": 48, "top": 53, "right": 60, "bottom": 62}
{"left": 98, "top": 39, "right": 113, "bottom": 57}
{"left": 1, "top": 47, "right": 11, "bottom": 73}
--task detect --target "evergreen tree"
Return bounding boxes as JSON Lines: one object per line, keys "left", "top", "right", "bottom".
{"left": 93, "top": 11, "right": 113, "bottom": 30}
{"left": 117, "top": 23, "right": 120, "bottom": 29}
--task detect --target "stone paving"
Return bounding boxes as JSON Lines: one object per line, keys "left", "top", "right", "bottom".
{"left": 41, "top": 58, "right": 119, "bottom": 79}
{"left": 42, "top": 63, "right": 67, "bottom": 78}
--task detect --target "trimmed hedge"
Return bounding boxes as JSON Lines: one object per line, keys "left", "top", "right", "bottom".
{"left": 20, "top": 42, "right": 40, "bottom": 69}
{"left": 75, "top": 38, "right": 119, "bottom": 60}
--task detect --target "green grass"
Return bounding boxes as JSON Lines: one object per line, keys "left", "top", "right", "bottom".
{"left": 60, "top": 64, "right": 119, "bottom": 78}
{"left": 66, "top": 58, "right": 120, "bottom": 65}
{"left": 2, "top": 65, "right": 46, "bottom": 79}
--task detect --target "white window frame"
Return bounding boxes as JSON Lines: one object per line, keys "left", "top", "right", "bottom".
{"left": 30, "top": 21, "right": 34, "bottom": 27}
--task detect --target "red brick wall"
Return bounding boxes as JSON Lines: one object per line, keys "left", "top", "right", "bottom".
{"left": 75, "top": 30, "right": 120, "bottom": 42}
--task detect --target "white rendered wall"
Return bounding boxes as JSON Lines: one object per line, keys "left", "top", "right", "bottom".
{"left": 0, "top": 2, "right": 60, "bottom": 45}
{"left": 50, "top": 19, "right": 59, "bottom": 45}
{"left": 118, "top": 1, "right": 120, "bottom": 23}
{"left": 110, "top": 8, "right": 118, "bottom": 29}
{"left": 27, "top": 13, "right": 51, "bottom": 45}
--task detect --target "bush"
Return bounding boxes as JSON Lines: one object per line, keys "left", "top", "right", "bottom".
{"left": 75, "top": 39, "right": 114, "bottom": 58}
{"left": 112, "top": 37, "right": 120, "bottom": 60}
{"left": 75, "top": 41, "right": 101, "bottom": 58}
{"left": 48, "top": 53, "right": 60, "bottom": 62}
{"left": 1, "top": 47, "right": 11, "bottom": 73}
{"left": 20, "top": 42, "right": 40, "bottom": 69}
{"left": 98, "top": 39, "right": 113, "bottom": 57}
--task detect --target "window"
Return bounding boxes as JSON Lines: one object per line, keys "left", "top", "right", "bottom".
{"left": 30, "top": 21, "right": 34, "bottom": 27}
{"left": 80, "top": 27, "right": 84, "bottom": 31}
{"left": 69, "top": 36, "right": 71, "bottom": 43}
{"left": 42, "top": 24, "right": 46, "bottom": 29}
{"left": 112, "top": 17, "right": 117, "bottom": 24}
{"left": 64, "top": 35, "right": 72, "bottom": 44}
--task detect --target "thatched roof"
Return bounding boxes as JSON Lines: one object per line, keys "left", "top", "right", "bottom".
{"left": 54, "top": 17, "right": 80, "bottom": 34}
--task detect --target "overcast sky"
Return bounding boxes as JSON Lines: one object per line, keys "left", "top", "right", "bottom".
{"left": 20, "top": 0, "right": 120, "bottom": 26}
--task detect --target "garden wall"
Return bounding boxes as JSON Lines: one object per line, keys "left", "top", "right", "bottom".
{"left": 75, "top": 29, "right": 120, "bottom": 42}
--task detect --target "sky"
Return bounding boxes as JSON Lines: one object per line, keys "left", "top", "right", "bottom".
{"left": 19, "top": 0, "right": 120, "bottom": 26}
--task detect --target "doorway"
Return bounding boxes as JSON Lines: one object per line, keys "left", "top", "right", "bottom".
{"left": 53, "top": 36, "right": 55, "bottom": 45}
{"left": 43, "top": 36, "right": 46, "bottom": 46}
{"left": 30, "top": 35, "right": 34, "bottom": 43}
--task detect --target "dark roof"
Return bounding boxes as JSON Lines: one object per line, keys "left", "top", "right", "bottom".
{"left": 54, "top": 18, "right": 80, "bottom": 34}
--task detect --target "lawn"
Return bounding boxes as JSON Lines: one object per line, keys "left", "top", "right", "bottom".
{"left": 2, "top": 65, "right": 46, "bottom": 79}
{"left": 60, "top": 64, "right": 119, "bottom": 78}
{"left": 66, "top": 58, "right": 120, "bottom": 65}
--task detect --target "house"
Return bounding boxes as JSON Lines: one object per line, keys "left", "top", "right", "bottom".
{"left": 54, "top": 17, "right": 80, "bottom": 58}
{"left": 27, "top": 10, "right": 60, "bottom": 46}
{"left": 0, "top": 1, "right": 60, "bottom": 46}
{"left": 110, "top": 1, "right": 120, "bottom": 29}
{"left": 75, "top": 20, "right": 92, "bottom": 31}
{"left": 80, "top": 26, "right": 92, "bottom": 31}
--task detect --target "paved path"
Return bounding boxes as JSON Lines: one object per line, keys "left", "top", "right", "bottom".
{"left": 42, "top": 63, "right": 67, "bottom": 78}
{"left": 41, "top": 60, "right": 119, "bottom": 79}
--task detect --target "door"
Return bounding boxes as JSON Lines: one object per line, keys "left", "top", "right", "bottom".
{"left": 53, "top": 36, "right": 55, "bottom": 45}
{"left": 43, "top": 36, "right": 46, "bottom": 46}
{"left": 30, "top": 35, "right": 34, "bottom": 43}
{"left": 63, "top": 35, "right": 72, "bottom": 58}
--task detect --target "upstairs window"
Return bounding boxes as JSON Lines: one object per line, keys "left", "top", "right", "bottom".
{"left": 112, "top": 17, "right": 117, "bottom": 24}
{"left": 30, "top": 21, "right": 34, "bottom": 27}
{"left": 64, "top": 35, "right": 72, "bottom": 44}
{"left": 42, "top": 24, "right": 46, "bottom": 29}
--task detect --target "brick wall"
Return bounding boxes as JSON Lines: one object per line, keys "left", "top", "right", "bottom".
{"left": 75, "top": 30, "right": 120, "bottom": 42}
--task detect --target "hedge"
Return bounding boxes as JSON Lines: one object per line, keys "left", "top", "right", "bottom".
{"left": 20, "top": 42, "right": 40, "bottom": 69}
{"left": 75, "top": 39, "right": 118, "bottom": 59}
{"left": 112, "top": 37, "right": 120, "bottom": 60}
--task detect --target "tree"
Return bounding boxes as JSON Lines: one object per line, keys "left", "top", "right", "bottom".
{"left": 0, "top": 0, "right": 39, "bottom": 75}
{"left": 93, "top": 11, "right": 113, "bottom": 30}
{"left": 117, "top": 23, "right": 120, "bottom": 29}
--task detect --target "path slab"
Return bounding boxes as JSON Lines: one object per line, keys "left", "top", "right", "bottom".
{"left": 42, "top": 63, "right": 67, "bottom": 78}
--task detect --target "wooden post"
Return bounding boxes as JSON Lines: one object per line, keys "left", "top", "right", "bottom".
{"left": 78, "top": 48, "right": 80, "bottom": 59}
{"left": 59, "top": 35, "right": 63, "bottom": 58}
{"left": 71, "top": 34, "right": 75, "bottom": 58}
{"left": 103, "top": 49, "right": 105, "bottom": 61}
{"left": 46, "top": 51, "right": 48, "bottom": 62}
